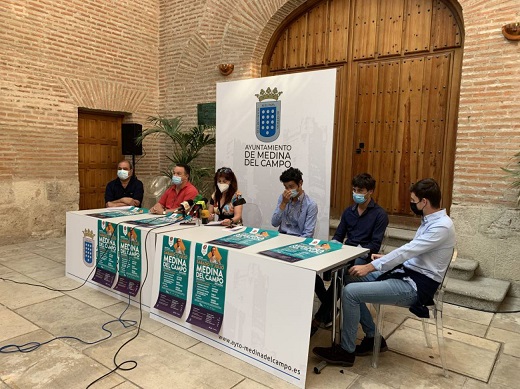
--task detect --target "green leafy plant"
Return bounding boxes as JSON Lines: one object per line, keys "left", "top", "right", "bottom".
{"left": 502, "top": 150, "right": 520, "bottom": 205}
{"left": 136, "top": 115, "right": 216, "bottom": 196}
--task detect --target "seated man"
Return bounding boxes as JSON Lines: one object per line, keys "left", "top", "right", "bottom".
{"left": 313, "top": 178, "right": 455, "bottom": 367}
{"left": 105, "top": 160, "right": 144, "bottom": 208}
{"left": 271, "top": 167, "right": 318, "bottom": 238}
{"left": 272, "top": 167, "right": 324, "bottom": 333}
{"left": 150, "top": 163, "right": 198, "bottom": 214}
{"left": 313, "top": 173, "right": 388, "bottom": 330}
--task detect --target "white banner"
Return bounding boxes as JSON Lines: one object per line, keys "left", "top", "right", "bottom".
{"left": 216, "top": 69, "right": 337, "bottom": 240}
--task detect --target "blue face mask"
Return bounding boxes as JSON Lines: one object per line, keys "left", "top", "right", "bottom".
{"left": 172, "top": 176, "right": 182, "bottom": 185}
{"left": 290, "top": 189, "right": 299, "bottom": 198}
{"left": 353, "top": 192, "right": 367, "bottom": 204}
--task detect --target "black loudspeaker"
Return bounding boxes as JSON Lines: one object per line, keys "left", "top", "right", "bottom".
{"left": 121, "top": 123, "right": 143, "bottom": 156}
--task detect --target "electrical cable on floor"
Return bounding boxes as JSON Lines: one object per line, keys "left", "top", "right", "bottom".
{"left": 85, "top": 215, "right": 190, "bottom": 388}
{"left": 0, "top": 219, "right": 123, "bottom": 292}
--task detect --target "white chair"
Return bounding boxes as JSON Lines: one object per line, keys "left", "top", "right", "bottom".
{"left": 371, "top": 248, "right": 458, "bottom": 377}
{"left": 241, "top": 202, "right": 263, "bottom": 227}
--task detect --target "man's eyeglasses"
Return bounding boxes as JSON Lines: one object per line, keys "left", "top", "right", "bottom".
{"left": 218, "top": 167, "right": 232, "bottom": 173}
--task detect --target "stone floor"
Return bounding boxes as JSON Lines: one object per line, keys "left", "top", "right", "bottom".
{"left": 1, "top": 237, "right": 519, "bottom": 388}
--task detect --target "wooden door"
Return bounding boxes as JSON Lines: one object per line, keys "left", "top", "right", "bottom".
{"left": 263, "top": 0, "right": 463, "bottom": 218}
{"left": 78, "top": 112, "right": 124, "bottom": 210}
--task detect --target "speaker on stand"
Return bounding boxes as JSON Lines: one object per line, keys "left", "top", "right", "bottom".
{"left": 121, "top": 123, "right": 143, "bottom": 174}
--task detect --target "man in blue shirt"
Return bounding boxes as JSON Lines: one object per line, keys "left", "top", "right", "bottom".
{"left": 105, "top": 160, "right": 144, "bottom": 208}
{"left": 271, "top": 167, "right": 318, "bottom": 238}
{"left": 313, "top": 173, "right": 388, "bottom": 330}
{"left": 312, "top": 178, "right": 455, "bottom": 367}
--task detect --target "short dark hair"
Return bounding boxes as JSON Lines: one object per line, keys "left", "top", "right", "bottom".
{"left": 410, "top": 178, "right": 441, "bottom": 208}
{"left": 280, "top": 167, "right": 303, "bottom": 184}
{"left": 176, "top": 163, "right": 191, "bottom": 179}
{"left": 352, "top": 173, "right": 376, "bottom": 191}
{"left": 118, "top": 159, "right": 132, "bottom": 170}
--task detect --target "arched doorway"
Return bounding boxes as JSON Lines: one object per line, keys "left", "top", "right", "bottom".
{"left": 262, "top": 0, "right": 463, "bottom": 220}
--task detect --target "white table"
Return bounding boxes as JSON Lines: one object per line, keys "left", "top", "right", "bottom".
{"left": 65, "top": 207, "right": 197, "bottom": 309}
{"left": 148, "top": 225, "right": 367, "bottom": 388}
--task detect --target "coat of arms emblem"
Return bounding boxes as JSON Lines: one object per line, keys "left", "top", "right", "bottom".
{"left": 255, "top": 87, "right": 282, "bottom": 142}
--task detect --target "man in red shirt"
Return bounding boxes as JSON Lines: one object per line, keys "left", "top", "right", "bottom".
{"left": 150, "top": 164, "right": 199, "bottom": 214}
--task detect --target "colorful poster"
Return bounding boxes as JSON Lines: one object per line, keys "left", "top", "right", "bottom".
{"left": 87, "top": 207, "right": 147, "bottom": 219}
{"left": 207, "top": 227, "right": 279, "bottom": 249}
{"left": 92, "top": 220, "right": 118, "bottom": 287}
{"left": 187, "top": 243, "right": 228, "bottom": 334}
{"left": 154, "top": 236, "right": 191, "bottom": 317}
{"left": 125, "top": 214, "right": 183, "bottom": 227}
{"left": 259, "top": 238, "right": 343, "bottom": 263}
{"left": 113, "top": 225, "right": 142, "bottom": 296}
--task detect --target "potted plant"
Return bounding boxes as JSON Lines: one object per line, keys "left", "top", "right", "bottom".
{"left": 136, "top": 115, "right": 216, "bottom": 196}
{"left": 502, "top": 150, "right": 520, "bottom": 205}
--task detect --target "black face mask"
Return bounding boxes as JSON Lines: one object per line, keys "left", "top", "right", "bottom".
{"left": 410, "top": 201, "right": 424, "bottom": 216}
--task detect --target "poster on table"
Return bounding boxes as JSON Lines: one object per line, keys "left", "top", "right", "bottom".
{"left": 207, "top": 227, "right": 279, "bottom": 249}
{"left": 149, "top": 234, "right": 316, "bottom": 389}
{"left": 113, "top": 225, "right": 142, "bottom": 296}
{"left": 186, "top": 243, "right": 228, "bottom": 334}
{"left": 216, "top": 69, "right": 336, "bottom": 240}
{"left": 154, "top": 235, "right": 192, "bottom": 318}
{"left": 259, "top": 238, "right": 343, "bottom": 263}
{"left": 92, "top": 220, "right": 118, "bottom": 287}
{"left": 87, "top": 207, "right": 147, "bottom": 219}
{"left": 125, "top": 214, "right": 182, "bottom": 228}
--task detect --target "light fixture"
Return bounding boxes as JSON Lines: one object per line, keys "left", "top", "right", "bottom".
{"left": 218, "top": 64, "right": 234, "bottom": 76}
{"left": 502, "top": 23, "right": 520, "bottom": 41}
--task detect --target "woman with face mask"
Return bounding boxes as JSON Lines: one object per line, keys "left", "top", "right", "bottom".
{"left": 208, "top": 167, "right": 246, "bottom": 226}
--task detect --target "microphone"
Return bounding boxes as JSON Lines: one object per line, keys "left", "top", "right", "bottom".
{"left": 189, "top": 198, "right": 208, "bottom": 218}
{"left": 174, "top": 199, "right": 194, "bottom": 214}
{"left": 200, "top": 209, "right": 210, "bottom": 224}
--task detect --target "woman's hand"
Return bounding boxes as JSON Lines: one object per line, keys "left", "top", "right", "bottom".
{"left": 221, "top": 218, "right": 233, "bottom": 227}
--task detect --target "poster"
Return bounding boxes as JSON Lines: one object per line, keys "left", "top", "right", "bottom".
{"left": 259, "top": 238, "right": 342, "bottom": 263}
{"left": 186, "top": 243, "right": 228, "bottom": 333}
{"left": 207, "top": 227, "right": 279, "bottom": 249}
{"left": 154, "top": 235, "right": 191, "bottom": 317}
{"left": 92, "top": 220, "right": 118, "bottom": 287}
{"left": 125, "top": 213, "right": 186, "bottom": 227}
{"left": 113, "top": 225, "right": 142, "bottom": 296}
{"left": 87, "top": 206, "right": 147, "bottom": 219}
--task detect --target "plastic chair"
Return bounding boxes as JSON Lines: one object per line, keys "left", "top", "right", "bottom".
{"left": 242, "top": 203, "right": 263, "bottom": 227}
{"left": 371, "top": 248, "right": 458, "bottom": 377}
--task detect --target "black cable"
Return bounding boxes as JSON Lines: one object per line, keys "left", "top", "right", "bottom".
{"left": 0, "top": 220, "right": 123, "bottom": 292}
{"left": 85, "top": 215, "right": 190, "bottom": 388}
{"left": 0, "top": 214, "right": 190, "bottom": 386}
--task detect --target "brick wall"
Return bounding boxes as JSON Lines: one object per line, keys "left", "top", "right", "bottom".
{"left": 454, "top": 0, "right": 520, "bottom": 205}
{"left": 0, "top": 0, "right": 160, "bottom": 243}
{"left": 158, "top": 0, "right": 520, "bottom": 291}
{"left": 2, "top": 0, "right": 519, "bottom": 291}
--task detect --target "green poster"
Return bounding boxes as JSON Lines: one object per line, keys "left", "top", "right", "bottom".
{"left": 187, "top": 243, "right": 228, "bottom": 333}
{"left": 259, "top": 238, "right": 343, "bottom": 263}
{"left": 113, "top": 225, "right": 142, "bottom": 296}
{"left": 154, "top": 235, "right": 192, "bottom": 318}
{"left": 92, "top": 220, "right": 119, "bottom": 287}
{"left": 207, "top": 227, "right": 279, "bottom": 249}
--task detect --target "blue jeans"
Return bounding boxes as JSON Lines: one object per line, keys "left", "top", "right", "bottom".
{"left": 340, "top": 272, "right": 418, "bottom": 353}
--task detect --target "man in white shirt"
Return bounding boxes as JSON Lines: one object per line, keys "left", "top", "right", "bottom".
{"left": 313, "top": 178, "right": 456, "bottom": 367}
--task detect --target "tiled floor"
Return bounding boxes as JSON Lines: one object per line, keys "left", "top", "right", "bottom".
{"left": 1, "top": 237, "right": 519, "bottom": 388}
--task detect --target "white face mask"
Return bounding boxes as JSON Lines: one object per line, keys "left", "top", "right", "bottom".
{"left": 217, "top": 183, "right": 229, "bottom": 193}
{"left": 117, "top": 169, "right": 129, "bottom": 180}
